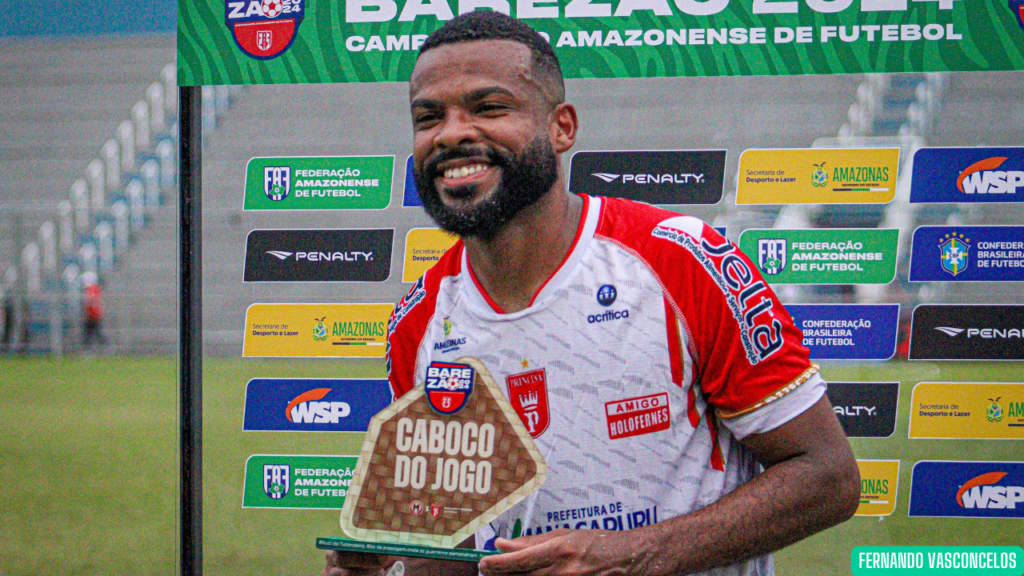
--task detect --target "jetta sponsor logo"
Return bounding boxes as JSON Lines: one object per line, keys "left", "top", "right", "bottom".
{"left": 788, "top": 304, "right": 899, "bottom": 361}
{"left": 244, "top": 229, "right": 393, "bottom": 282}
{"left": 243, "top": 378, "right": 391, "bottom": 432}
{"left": 910, "top": 226, "right": 1024, "bottom": 282}
{"left": 225, "top": 0, "right": 305, "bottom": 61}
{"left": 910, "top": 305, "right": 1024, "bottom": 360}
{"left": 605, "top": 392, "right": 671, "bottom": 440}
{"left": 569, "top": 150, "right": 725, "bottom": 205}
{"left": 910, "top": 147, "right": 1024, "bottom": 203}
{"left": 826, "top": 382, "right": 899, "bottom": 438}
{"left": 909, "top": 461, "right": 1024, "bottom": 518}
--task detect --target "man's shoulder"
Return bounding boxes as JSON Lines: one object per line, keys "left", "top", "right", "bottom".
{"left": 391, "top": 239, "right": 464, "bottom": 332}
{"left": 593, "top": 195, "right": 724, "bottom": 261}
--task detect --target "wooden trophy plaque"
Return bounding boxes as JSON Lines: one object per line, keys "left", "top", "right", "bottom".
{"left": 318, "top": 357, "right": 547, "bottom": 561}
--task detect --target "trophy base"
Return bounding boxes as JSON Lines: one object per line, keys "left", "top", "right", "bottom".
{"left": 316, "top": 537, "right": 499, "bottom": 563}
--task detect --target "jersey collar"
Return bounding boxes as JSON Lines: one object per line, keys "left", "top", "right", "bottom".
{"left": 461, "top": 194, "right": 601, "bottom": 319}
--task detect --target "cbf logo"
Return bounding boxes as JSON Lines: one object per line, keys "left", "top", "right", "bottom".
{"left": 939, "top": 232, "right": 971, "bottom": 276}
{"left": 264, "top": 166, "right": 291, "bottom": 201}
{"left": 596, "top": 285, "right": 617, "bottom": 307}
{"left": 263, "top": 464, "right": 290, "bottom": 499}
{"left": 225, "top": 0, "right": 305, "bottom": 60}
{"left": 424, "top": 361, "right": 475, "bottom": 415}
{"left": 812, "top": 162, "right": 828, "bottom": 187}
{"left": 757, "top": 239, "right": 787, "bottom": 276}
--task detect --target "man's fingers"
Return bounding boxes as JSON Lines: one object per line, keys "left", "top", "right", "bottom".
{"left": 494, "top": 529, "right": 570, "bottom": 552}
{"left": 324, "top": 550, "right": 388, "bottom": 569}
{"left": 479, "top": 537, "right": 562, "bottom": 574}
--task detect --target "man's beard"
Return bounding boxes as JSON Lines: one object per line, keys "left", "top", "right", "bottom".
{"left": 414, "top": 137, "right": 559, "bottom": 242}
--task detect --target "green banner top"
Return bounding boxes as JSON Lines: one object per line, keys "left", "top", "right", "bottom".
{"left": 179, "top": 1, "right": 1024, "bottom": 85}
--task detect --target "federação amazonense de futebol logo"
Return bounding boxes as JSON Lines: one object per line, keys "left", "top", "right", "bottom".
{"left": 225, "top": 0, "right": 305, "bottom": 60}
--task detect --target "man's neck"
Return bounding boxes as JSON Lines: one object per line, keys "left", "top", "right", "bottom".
{"left": 462, "top": 187, "right": 584, "bottom": 314}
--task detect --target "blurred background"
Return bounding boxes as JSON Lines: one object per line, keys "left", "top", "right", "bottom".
{"left": 1, "top": 1, "right": 1022, "bottom": 575}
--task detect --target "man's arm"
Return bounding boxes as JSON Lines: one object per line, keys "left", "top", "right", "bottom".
{"left": 478, "top": 395, "right": 860, "bottom": 576}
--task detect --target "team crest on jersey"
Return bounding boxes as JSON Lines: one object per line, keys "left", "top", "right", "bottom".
{"left": 225, "top": 0, "right": 306, "bottom": 60}
{"left": 424, "top": 361, "right": 475, "bottom": 415}
{"left": 506, "top": 368, "right": 550, "bottom": 438}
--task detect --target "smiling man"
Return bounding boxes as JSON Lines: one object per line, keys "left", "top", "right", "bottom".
{"left": 324, "top": 11, "right": 859, "bottom": 576}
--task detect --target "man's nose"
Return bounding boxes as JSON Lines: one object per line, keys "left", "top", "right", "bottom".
{"left": 433, "top": 109, "right": 479, "bottom": 149}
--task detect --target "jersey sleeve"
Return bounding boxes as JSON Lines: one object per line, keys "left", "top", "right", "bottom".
{"left": 649, "top": 215, "right": 818, "bottom": 423}
{"left": 386, "top": 275, "right": 429, "bottom": 400}
{"left": 385, "top": 240, "right": 464, "bottom": 400}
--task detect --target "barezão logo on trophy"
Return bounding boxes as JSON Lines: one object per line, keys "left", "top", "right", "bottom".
{"left": 425, "top": 361, "right": 475, "bottom": 415}
{"left": 1012, "top": 0, "right": 1024, "bottom": 32}
{"left": 938, "top": 232, "right": 971, "bottom": 277}
{"left": 226, "top": 0, "right": 305, "bottom": 60}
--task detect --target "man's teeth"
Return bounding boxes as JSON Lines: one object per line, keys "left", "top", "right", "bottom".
{"left": 443, "top": 164, "right": 488, "bottom": 179}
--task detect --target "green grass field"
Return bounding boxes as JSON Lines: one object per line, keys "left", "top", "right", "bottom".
{"left": 1, "top": 356, "right": 1020, "bottom": 575}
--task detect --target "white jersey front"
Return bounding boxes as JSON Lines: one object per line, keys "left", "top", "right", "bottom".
{"left": 387, "top": 195, "right": 825, "bottom": 575}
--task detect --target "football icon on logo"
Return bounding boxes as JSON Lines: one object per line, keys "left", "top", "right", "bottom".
{"left": 261, "top": 0, "right": 283, "bottom": 17}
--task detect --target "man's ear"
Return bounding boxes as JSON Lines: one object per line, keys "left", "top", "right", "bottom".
{"left": 549, "top": 103, "right": 578, "bottom": 154}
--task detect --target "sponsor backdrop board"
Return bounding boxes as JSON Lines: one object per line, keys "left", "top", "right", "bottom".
{"left": 736, "top": 148, "right": 898, "bottom": 205}
{"left": 910, "top": 147, "right": 1024, "bottom": 203}
{"left": 787, "top": 304, "right": 898, "bottom": 361}
{"left": 402, "top": 228, "right": 459, "bottom": 283}
{"left": 568, "top": 150, "right": 725, "bottom": 205}
{"left": 910, "top": 226, "right": 1024, "bottom": 282}
{"left": 909, "top": 461, "right": 1024, "bottom": 519}
{"left": 179, "top": 2, "right": 1024, "bottom": 85}
{"left": 243, "top": 379, "right": 392, "bottom": 432}
{"left": 243, "top": 455, "right": 358, "bottom": 509}
{"left": 909, "top": 383, "right": 1024, "bottom": 440}
{"left": 909, "top": 305, "right": 1024, "bottom": 361}
{"left": 854, "top": 460, "right": 900, "bottom": 517}
{"left": 403, "top": 155, "right": 421, "bottom": 207}
{"left": 243, "top": 303, "right": 392, "bottom": 358}
{"left": 244, "top": 229, "right": 394, "bottom": 282}
{"left": 738, "top": 228, "right": 899, "bottom": 285}
{"left": 827, "top": 382, "right": 899, "bottom": 439}
{"left": 243, "top": 156, "right": 394, "bottom": 211}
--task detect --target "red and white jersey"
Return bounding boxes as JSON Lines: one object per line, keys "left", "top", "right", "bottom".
{"left": 387, "top": 195, "right": 824, "bottom": 575}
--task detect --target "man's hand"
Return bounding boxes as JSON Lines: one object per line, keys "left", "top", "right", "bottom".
{"left": 479, "top": 529, "right": 639, "bottom": 576}
{"left": 322, "top": 550, "right": 391, "bottom": 576}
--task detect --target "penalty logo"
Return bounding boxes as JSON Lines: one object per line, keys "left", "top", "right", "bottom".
{"left": 225, "top": 0, "right": 305, "bottom": 60}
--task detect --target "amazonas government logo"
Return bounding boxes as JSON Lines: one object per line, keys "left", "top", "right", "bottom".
{"left": 226, "top": 0, "right": 305, "bottom": 60}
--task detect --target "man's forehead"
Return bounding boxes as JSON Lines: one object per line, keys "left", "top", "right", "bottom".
{"left": 409, "top": 40, "right": 537, "bottom": 101}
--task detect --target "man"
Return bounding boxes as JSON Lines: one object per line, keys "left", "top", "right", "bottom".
{"left": 326, "top": 11, "right": 859, "bottom": 576}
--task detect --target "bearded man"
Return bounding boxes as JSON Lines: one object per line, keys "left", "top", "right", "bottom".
{"left": 325, "top": 10, "right": 859, "bottom": 576}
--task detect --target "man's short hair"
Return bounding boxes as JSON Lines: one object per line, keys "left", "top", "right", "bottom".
{"left": 418, "top": 11, "right": 565, "bottom": 105}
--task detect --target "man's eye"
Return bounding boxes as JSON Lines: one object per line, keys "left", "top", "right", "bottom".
{"left": 415, "top": 113, "right": 441, "bottom": 125}
{"left": 476, "top": 103, "right": 509, "bottom": 114}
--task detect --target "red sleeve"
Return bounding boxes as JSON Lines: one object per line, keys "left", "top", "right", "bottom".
{"left": 596, "top": 199, "right": 815, "bottom": 419}
{"left": 386, "top": 241, "right": 464, "bottom": 399}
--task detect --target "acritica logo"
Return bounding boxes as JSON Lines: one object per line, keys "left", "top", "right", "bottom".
{"left": 956, "top": 472, "right": 1024, "bottom": 509}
